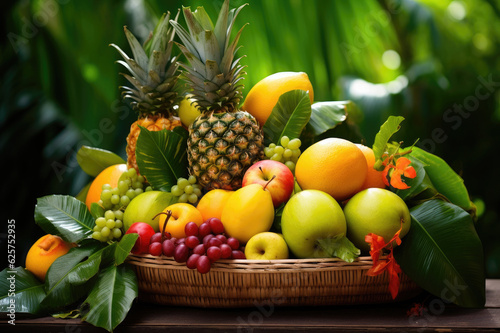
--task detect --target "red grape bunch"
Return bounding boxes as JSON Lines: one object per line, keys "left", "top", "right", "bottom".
{"left": 148, "top": 216, "right": 245, "bottom": 274}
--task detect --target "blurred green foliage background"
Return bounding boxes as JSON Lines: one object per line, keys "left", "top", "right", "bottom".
{"left": 1, "top": 0, "right": 499, "bottom": 277}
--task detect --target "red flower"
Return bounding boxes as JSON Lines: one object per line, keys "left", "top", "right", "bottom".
{"left": 365, "top": 223, "right": 403, "bottom": 299}
{"left": 382, "top": 157, "right": 417, "bottom": 190}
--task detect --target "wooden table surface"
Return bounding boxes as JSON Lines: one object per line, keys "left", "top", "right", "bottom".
{"left": 2, "top": 279, "right": 499, "bottom": 332}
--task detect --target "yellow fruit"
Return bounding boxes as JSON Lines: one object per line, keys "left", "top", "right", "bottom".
{"left": 178, "top": 95, "right": 202, "bottom": 128}
{"left": 25, "top": 234, "right": 73, "bottom": 281}
{"left": 242, "top": 72, "right": 314, "bottom": 126}
{"left": 159, "top": 203, "right": 204, "bottom": 238}
{"left": 295, "top": 138, "right": 367, "bottom": 201}
{"left": 355, "top": 144, "right": 387, "bottom": 191}
{"left": 196, "top": 189, "right": 234, "bottom": 221}
{"left": 221, "top": 184, "right": 274, "bottom": 244}
{"left": 85, "top": 164, "right": 128, "bottom": 210}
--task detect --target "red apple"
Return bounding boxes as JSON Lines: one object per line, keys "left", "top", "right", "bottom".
{"left": 242, "top": 160, "right": 294, "bottom": 207}
{"left": 125, "top": 222, "right": 155, "bottom": 254}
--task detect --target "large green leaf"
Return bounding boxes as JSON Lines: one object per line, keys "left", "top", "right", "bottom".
{"left": 81, "top": 264, "right": 138, "bottom": 332}
{"left": 0, "top": 267, "right": 46, "bottom": 314}
{"left": 114, "top": 234, "right": 139, "bottom": 266}
{"left": 263, "top": 89, "right": 312, "bottom": 145}
{"left": 35, "top": 195, "right": 96, "bottom": 243}
{"left": 394, "top": 200, "right": 485, "bottom": 308}
{"left": 409, "top": 147, "right": 472, "bottom": 211}
{"left": 77, "top": 146, "right": 125, "bottom": 177}
{"left": 136, "top": 126, "right": 189, "bottom": 192}
{"left": 306, "top": 101, "right": 349, "bottom": 136}
{"left": 41, "top": 240, "right": 110, "bottom": 311}
{"left": 372, "top": 116, "right": 405, "bottom": 162}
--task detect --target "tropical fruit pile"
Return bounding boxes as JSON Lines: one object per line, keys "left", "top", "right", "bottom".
{"left": 2, "top": 0, "right": 484, "bottom": 332}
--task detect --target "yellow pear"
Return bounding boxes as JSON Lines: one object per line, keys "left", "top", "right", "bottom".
{"left": 221, "top": 183, "right": 275, "bottom": 244}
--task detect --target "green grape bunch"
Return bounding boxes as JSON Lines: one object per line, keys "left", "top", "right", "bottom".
{"left": 264, "top": 136, "right": 302, "bottom": 172}
{"left": 171, "top": 175, "right": 203, "bottom": 204}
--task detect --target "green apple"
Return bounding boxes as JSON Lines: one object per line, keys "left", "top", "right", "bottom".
{"left": 123, "top": 191, "right": 177, "bottom": 232}
{"left": 281, "top": 190, "right": 346, "bottom": 258}
{"left": 344, "top": 188, "right": 411, "bottom": 252}
{"left": 244, "top": 232, "right": 289, "bottom": 260}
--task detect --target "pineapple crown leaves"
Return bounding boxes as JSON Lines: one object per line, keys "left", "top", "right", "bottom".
{"left": 110, "top": 11, "right": 182, "bottom": 115}
{"left": 169, "top": 0, "right": 248, "bottom": 113}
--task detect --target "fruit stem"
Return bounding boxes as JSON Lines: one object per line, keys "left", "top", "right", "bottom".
{"left": 153, "top": 210, "right": 173, "bottom": 241}
{"left": 263, "top": 175, "right": 276, "bottom": 191}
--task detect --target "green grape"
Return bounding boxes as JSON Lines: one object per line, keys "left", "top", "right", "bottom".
{"left": 127, "top": 168, "right": 137, "bottom": 178}
{"left": 138, "top": 175, "right": 145, "bottom": 183}
{"left": 133, "top": 181, "right": 143, "bottom": 189}
{"left": 96, "top": 217, "right": 106, "bottom": 228}
{"left": 171, "top": 185, "right": 183, "bottom": 196}
{"left": 285, "top": 161, "right": 295, "bottom": 172}
{"left": 145, "top": 186, "right": 153, "bottom": 192}
{"left": 102, "top": 200, "right": 112, "bottom": 210}
{"left": 114, "top": 210, "right": 124, "bottom": 221}
{"left": 134, "top": 188, "right": 143, "bottom": 196}
{"left": 93, "top": 225, "right": 101, "bottom": 232}
{"left": 188, "top": 193, "right": 198, "bottom": 204}
{"left": 101, "top": 227, "right": 111, "bottom": 237}
{"left": 288, "top": 138, "right": 301, "bottom": 150}
{"left": 101, "top": 189, "right": 112, "bottom": 201}
{"left": 193, "top": 188, "right": 202, "bottom": 197}
{"left": 92, "top": 232, "right": 102, "bottom": 240}
{"left": 112, "top": 228, "right": 122, "bottom": 239}
{"left": 274, "top": 145, "right": 284, "bottom": 155}
{"left": 192, "top": 184, "right": 201, "bottom": 189}
{"left": 120, "top": 195, "right": 131, "bottom": 206}
{"left": 124, "top": 179, "right": 132, "bottom": 186}
{"left": 177, "top": 178, "right": 189, "bottom": 190}
{"left": 280, "top": 136, "right": 290, "bottom": 147}
{"left": 283, "top": 148, "right": 293, "bottom": 159}
{"left": 102, "top": 184, "right": 112, "bottom": 191}
{"left": 188, "top": 175, "right": 197, "bottom": 184}
{"left": 104, "top": 210, "right": 115, "bottom": 220}
{"left": 125, "top": 189, "right": 135, "bottom": 199}
{"left": 264, "top": 147, "right": 274, "bottom": 158}
{"left": 179, "top": 193, "right": 188, "bottom": 203}
{"left": 291, "top": 149, "right": 301, "bottom": 159}
{"left": 118, "top": 181, "right": 128, "bottom": 194}
{"left": 106, "top": 219, "right": 116, "bottom": 229}
{"left": 271, "top": 153, "right": 282, "bottom": 161}
{"left": 98, "top": 200, "right": 104, "bottom": 207}
{"left": 184, "top": 185, "right": 194, "bottom": 194}
{"left": 111, "top": 188, "right": 120, "bottom": 196}
{"left": 111, "top": 194, "right": 120, "bottom": 205}
{"left": 115, "top": 220, "right": 123, "bottom": 229}
{"left": 269, "top": 143, "right": 276, "bottom": 149}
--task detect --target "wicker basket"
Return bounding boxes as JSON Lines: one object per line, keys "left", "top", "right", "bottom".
{"left": 127, "top": 254, "right": 421, "bottom": 307}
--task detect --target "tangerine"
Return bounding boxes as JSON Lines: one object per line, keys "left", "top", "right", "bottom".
{"left": 196, "top": 189, "right": 233, "bottom": 222}
{"left": 242, "top": 72, "right": 314, "bottom": 126}
{"left": 295, "top": 138, "right": 367, "bottom": 201}
{"left": 355, "top": 144, "right": 387, "bottom": 191}
{"left": 85, "top": 164, "right": 127, "bottom": 210}
{"left": 25, "top": 234, "right": 73, "bottom": 281}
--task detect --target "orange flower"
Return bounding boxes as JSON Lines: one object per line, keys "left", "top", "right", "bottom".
{"left": 365, "top": 223, "right": 403, "bottom": 299}
{"left": 382, "top": 157, "right": 416, "bottom": 190}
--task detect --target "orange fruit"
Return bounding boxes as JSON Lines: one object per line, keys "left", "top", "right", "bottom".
{"left": 196, "top": 189, "right": 233, "bottom": 222}
{"left": 85, "top": 164, "right": 127, "bottom": 210}
{"left": 159, "top": 203, "right": 204, "bottom": 238}
{"left": 355, "top": 144, "right": 387, "bottom": 191}
{"left": 242, "top": 72, "right": 314, "bottom": 126}
{"left": 295, "top": 138, "right": 368, "bottom": 201}
{"left": 25, "top": 234, "right": 74, "bottom": 281}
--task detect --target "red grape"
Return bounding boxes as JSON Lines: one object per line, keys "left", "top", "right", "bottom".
{"left": 207, "top": 246, "right": 221, "bottom": 262}
{"left": 174, "top": 244, "right": 189, "bottom": 263}
{"left": 197, "top": 255, "right": 211, "bottom": 274}
{"left": 227, "top": 237, "right": 240, "bottom": 250}
{"left": 215, "top": 234, "right": 227, "bottom": 244}
{"left": 208, "top": 237, "right": 222, "bottom": 248}
{"left": 185, "top": 221, "right": 199, "bottom": 237}
{"left": 208, "top": 218, "right": 225, "bottom": 234}
{"left": 198, "top": 222, "right": 211, "bottom": 238}
{"left": 150, "top": 232, "right": 162, "bottom": 244}
{"left": 176, "top": 237, "right": 185, "bottom": 245}
{"left": 220, "top": 244, "right": 232, "bottom": 259}
{"left": 193, "top": 244, "right": 206, "bottom": 255}
{"left": 185, "top": 235, "right": 200, "bottom": 249}
{"left": 202, "top": 234, "right": 214, "bottom": 248}
{"left": 231, "top": 250, "right": 246, "bottom": 259}
{"left": 149, "top": 242, "right": 162, "bottom": 256}
{"left": 162, "top": 239, "right": 175, "bottom": 257}
{"left": 186, "top": 254, "right": 200, "bottom": 269}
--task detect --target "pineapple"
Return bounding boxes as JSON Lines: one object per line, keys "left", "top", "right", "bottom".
{"left": 111, "top": 12, "right": 182, "bottom": 172}
{"left": 170, "top": 0, "right": 264, "bottom": 191}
